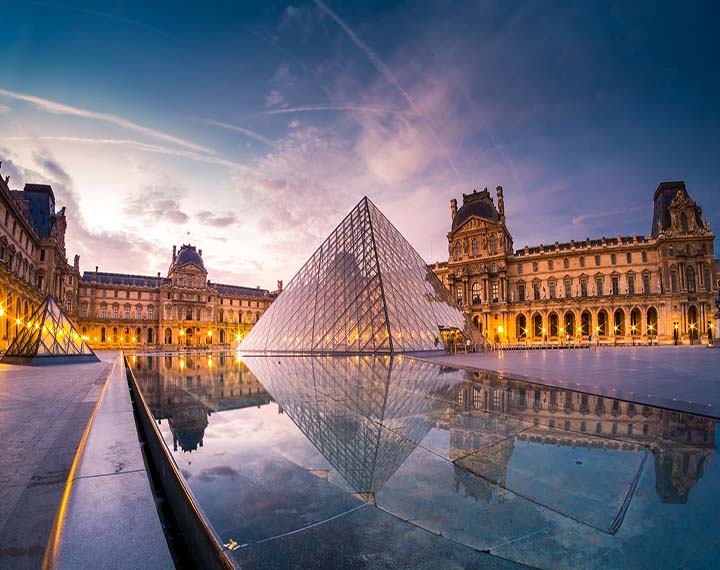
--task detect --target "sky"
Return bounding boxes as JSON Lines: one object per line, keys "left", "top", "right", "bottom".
{"left": 0, "top": 0, "right": 718, "bottom": 289}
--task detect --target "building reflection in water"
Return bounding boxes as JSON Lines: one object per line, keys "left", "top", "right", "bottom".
{"left": 131, "top": 353, "right": 715, "bottom": 505}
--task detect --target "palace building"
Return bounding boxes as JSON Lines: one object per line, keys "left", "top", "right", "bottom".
{"left": 432, "top": 182, "right": 717, "bottom": 344}
{"left": 0, "top": 164, "right": 274, "bottom": 352}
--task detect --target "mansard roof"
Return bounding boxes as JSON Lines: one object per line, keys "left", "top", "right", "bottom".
{"left": 452, "top": 188, "right": 499, "bottom": 231}
{"left": 81, "top": 271, "right": 168, "bottom": 287}
{"left": 514, "top": 235, "right": 649, "bottom": 257}
{"left": 212, "top": 282, "right": 269, "bottom": 297}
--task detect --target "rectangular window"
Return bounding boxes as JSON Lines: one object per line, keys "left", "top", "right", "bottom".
{"left": 148, "top": 306, "right": 154, "bottom": 320}
{"left": 642, "top": 251, "right": 647, "bottom": 262}
{"left": 628, "top": 275, "right": 635, "bottom": 295}
{"left": 671, "top": 270, "right": 678, "bottom": 292}
{"left": 533, "top": 283, "right": 540, "bottom": 300}
{"left": 564, "top": 278, "right": 572, "bottom": 298}
{"left": 456, "top": 285, "right": 463, "bottom": 305}
{"left": 125, "top": 306, "right": 130, "bottom": 319}
{"left": 626, "top": 252, "right": 632, "bottom": 263}
{"left": 518, "top": 284, "right": 525, "bottom": 302}
{"left": 492, "top": 282, "right": 499, "bottom": 302}
{"left": 596, "top": 277, "right": 603, "bottom": 296}
{"left": 114, "top": 290, "right": 118, "bottom": 298}
{"left": 579, "top": 256, "right": 585, "bottom": 268}
{"left": 612, "top": 276, "right": 619, "bottom": 295}
{"left": 581, "top": 280, "right": 588, "bottom": 298}
{"left": 533, "top": 261, "right": 538, "bottom": 272}
{"left": 548, "top": 259, "right": 553, "bottom": 270}
{"left": 611, "top": 253, "right": 617, "bottom": 265}
{"left": 101, "top": 306, "right": 107, "bottom": 318}
{"left": 704, "top": 269, "right": 711, "bottom": 291}
{"left": 40, "top": 249, "right": 45, "bottom": 261}
{"left": 518, "top": 263, "right": 523, "bottom": 274}
{"left": 113, "top": 306, "right": 119, "bottom": 318}
{"left": 563, "top": 258, "right": 569, "bottom": 269}
{"left": 595, "top": 255, "right": 601, "bottom": 266}
{"left": 643, "top": 274, "right": 650, "bottom": 294}
{"left": 549, "top": 281, "right": 556, "bottom": 299}
{"left": 126, "top": 291, "right": 130, "bottom": 298}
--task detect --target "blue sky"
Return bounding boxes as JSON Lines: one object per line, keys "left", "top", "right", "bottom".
{"left": 0, "top": 0, "right": 718, "bottom": 287}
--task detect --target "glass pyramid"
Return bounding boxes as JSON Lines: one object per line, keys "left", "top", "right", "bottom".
{"left": 240, "top": 196, "right": 485, "bottom": 353}
{"left": 1, "top": 295, "right": 100, "bottom": 365}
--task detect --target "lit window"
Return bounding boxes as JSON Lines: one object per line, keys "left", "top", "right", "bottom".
{"left": 113, "top": 306, "right": 119, "bottom": 318}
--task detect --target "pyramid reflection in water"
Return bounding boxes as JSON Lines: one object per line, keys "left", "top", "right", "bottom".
{"left": 240, "top": 197, "right": 485, "bottom": 353}
{"left": 244, "top": 355, "right": 465, "bottom": 493}
{"left": 1, "top": 295, "right": 99, "bottom": 365}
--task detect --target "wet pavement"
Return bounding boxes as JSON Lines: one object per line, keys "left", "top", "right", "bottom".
{"left": 419, "top": 346, "right": 720, "bottom": 417}
{"left": 0, "top": 352, "right": 115, "bottom": 570}
{"left": 132, "top": 352, "right": 720, "bottom": 570}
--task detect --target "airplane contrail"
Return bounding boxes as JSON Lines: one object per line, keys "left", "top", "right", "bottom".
{"left": 313, "top": 0, "right": 463, "bottom": 183}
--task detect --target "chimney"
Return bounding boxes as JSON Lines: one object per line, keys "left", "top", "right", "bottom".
{"left": 157, "top": 272, "right": 161, "bottom": 278}
{"left": 277, "top": 280, "right": 283, "bottom": 291}
{"left": 172, "top": 245, "right": 177, "bottom": 262}
{"left": 450, "top": 198, "right": 457, "bottom": 220}
{"left": 95, "top": 265, "right": 98, "bottom": 273}
{"left": 199, "top": 249, "right": 202, "bottom": 257}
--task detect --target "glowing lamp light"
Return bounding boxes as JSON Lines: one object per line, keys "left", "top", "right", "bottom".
{"left": 15, "top": 318, "right": 21, "bottom": 325}
{"left": 179, "top": 359, "right": 185, "bottom": 371}
{"left": 207, "top": 330, "right": 213, "bottom": 337}
{"left": 179, "top": 329, "right": 185, "bottom": 336}
{"left": 559, "top": 327, "right": 564, "bottom": 333}
{"left": 674, "top": 323, "right": 679, "bottom": 330}
{"left": 132, "top": 336, "right": 136, "bottom": 342}
{"left": 497, "top": 325, "right": 504, "bottom": 334}
{"left": 541, "top": 327, "right": 546, "bottom": 334}
{"left": 0, "top": 307, "right": 4, "bottom": 316}
{"left": 595, "top": 326, "right": 600, "bottom": 332}
{"left": 235, "top": 333, "right": 241, "bottom": 341}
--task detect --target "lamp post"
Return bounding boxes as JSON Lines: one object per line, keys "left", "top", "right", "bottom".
{"left": 673, "top": 322, "right": 679, "bottom": 346}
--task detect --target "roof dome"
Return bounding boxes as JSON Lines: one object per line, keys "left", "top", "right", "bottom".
{"left": 452, "top": 188, "right": 499, "bottom": 231}
{"left": 174, "top": 244, "right": 205, "bottom": 270}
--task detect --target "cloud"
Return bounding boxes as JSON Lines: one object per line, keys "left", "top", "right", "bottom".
{"left": 199, "top": 120, "right": 276, "bottom": 147}
{"left": 195, "top": 211, "right": 238, "bottom": 228}
{"left": 0, "top": 87, "right": 214, "bottom": 154}
{"left": 572, "top": 206, "right": 644, "bottom": 229}
{"left": 123, "top": 187, "right": 190, "bottom": 225}
{"left": 4, "top": 136, "right": 245, "bottom": 169}
{"left": 12, "top": 149, "right": 168, "bottom": 273}
{"left": 0, "top": 105, "right": 9, "bottom": 114}
{"left": 265, "top": 89, "right": 285, "bottom": 108}
{"left": 195, "top": 465, "right": 240, "bottom": 483}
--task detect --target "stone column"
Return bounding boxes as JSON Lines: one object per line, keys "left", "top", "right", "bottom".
{"left": 715, "top": 311, "right": 720, "bottom": 348}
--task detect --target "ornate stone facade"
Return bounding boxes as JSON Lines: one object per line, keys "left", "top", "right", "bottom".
{"left": 0, "top": 165, "right": 274, "bottom": 352}
{"left": 433, "top": 182, "right": 717, "bottom": 344}
{"left": 75, "top": 244, "right": 275, "bottom": 350}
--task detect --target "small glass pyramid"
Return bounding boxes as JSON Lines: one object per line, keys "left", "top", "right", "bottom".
{"left": 1, "top": 295, "right": 100, "bottom": 365}
{"left": 240, "top": 196, "right": 485, "bottom": 353}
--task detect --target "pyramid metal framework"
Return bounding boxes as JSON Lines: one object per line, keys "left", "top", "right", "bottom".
{"left": 1, "top": 295, "right": 100, "bottom": 365}
{"left": 241, "top": 197, "right": 485, "bottom": 354}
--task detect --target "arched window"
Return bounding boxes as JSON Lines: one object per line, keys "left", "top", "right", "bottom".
{"left": 454, "top": 242, "right": 462, "bottom": 259}
{"left": 564, "top": 312, "right": 575, "bottom": 337}
{"left": 686, "top": 265, "right": 696, "bottom": 292}
{"left": 147, "top": 328, "right": 154, "bottom": 344}
{"left": 680, "top": 212, "right": 688, "bottom": 232}
{"left": 471, "top": 282, "right": 481, "bottom": 304}
{"left": 164, "top": 327, "right": 172, "bottom": 344}
{"left": 597, "top": 310, "right": 608, "bottom": 336}
{"left": 549, "top": 313, "right": 559, "bottom": 337}
{"left": 630, "top": 308, "right": 641, "bottom": 336}
{"left": 471, "top": 238, "right": 479, "bottom": 256}
{"left": 100, "top": 327, "right": 106, "bottom": 343}
{"left": 489, "top": 236, "right": 498, "bottom": 255}
{"left": 219, "top": 329, "right": 226, "bottom": 344}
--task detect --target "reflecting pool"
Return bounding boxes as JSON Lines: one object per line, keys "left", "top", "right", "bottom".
{"left": 130, "top": 352, "right": 720, "bottom": 569}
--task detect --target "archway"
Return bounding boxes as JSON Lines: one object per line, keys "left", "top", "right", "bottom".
{"left": 688, "top": 305, "right": 699, "bottom": 341}
{"left": 532, "top": 313, "right": 543, "bottom": 338}
{"left": 581, "top": 311, "right": 592, "bottom": 337}
{"left": 597, "top": 310, "right": 608, "bottom": 336}
{"left": 135, "top": 327, "right": 142, "bottom": 344}
{"left": 185, "top": 327, "right": 194, "bottom": 346}
{"left": 516, "top": 314, "right": 527, "bottom": 339}
{"left": 630, "top": 308, "right": 641, "bottom": 336}
{"left": 613, "top": 309, "right": 625, "bottom": 336}
{"left": 219, "top": 329, "right": 226, "bottom": 344}
{"left": 164, "top": 327, "right": 172, "bottom": 344}
{"left": 646, "top": 307, "right": 658, "bottom": 336}
{"left": 564, "top": 311, "right": 575, "bottom": 338}
{"left": 147, "top": 327, "right": 154, "bottom": 344}
{"left": 549, "top": 313, "right": 559, "bottom": 337}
